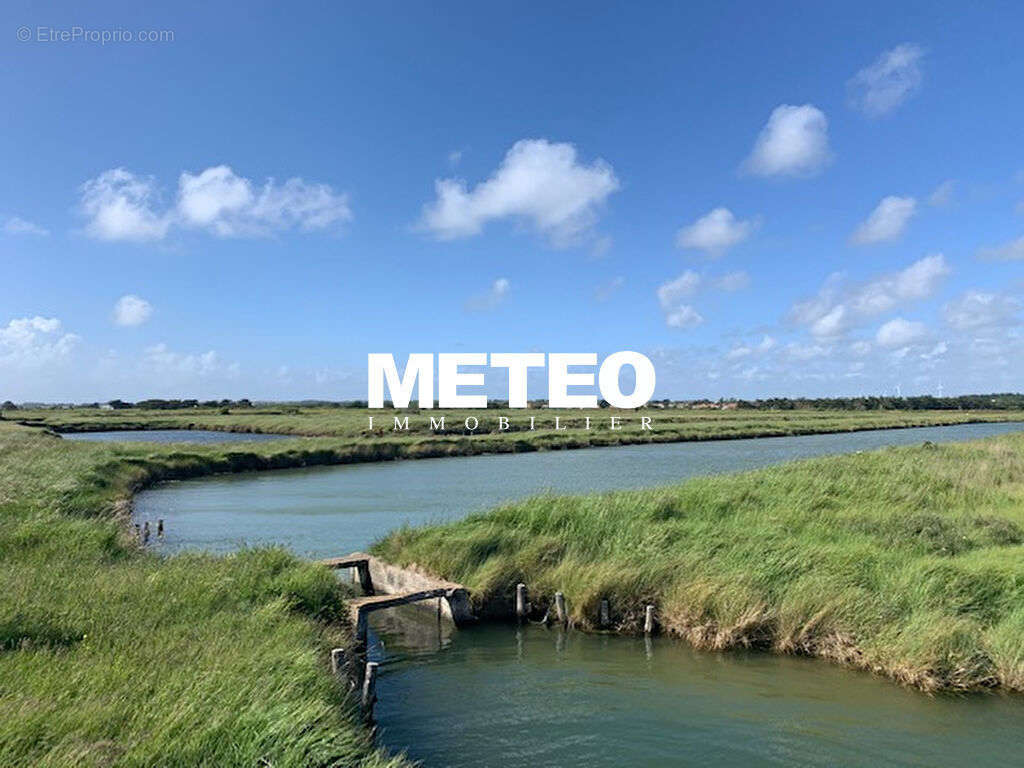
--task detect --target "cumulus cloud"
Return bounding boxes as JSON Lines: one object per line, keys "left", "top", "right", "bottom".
{"left": 789, "top": 254, "right": 950, "bottom": 338}
{"left": 656, "top": 271, "right": 704, "bottom": 329}
{"left": 465, "top": 277, "right": 510, "bottom": 312}
{"left": 977, "top": 235, "right": 1024, "bottom": 261}
{"left": 79, "top": 165, "right": 351, "bottom": 241}
{"left": 142, "top": 343, "right": 239, "bottom": 378}
{"left": 80, "top": 169, "right": 171, "bottom": 241}
{"left": 929, "top": 180, "right": 955, "bottom": 207}
{"left": 848, "top": 44, "right": 925, "bottom": 117}
{"left": 3, "top": 216, "right": 49, "bottom": 236}
{"left": 419, "top": 139, "right": 618, "bottom": 247}
{"left": 177, "top": 166, "right": 351, "bottom": 236}
{"left": 876, "top": 317, "right": 928, "bottom": 347}
{"left": 944, "top": 290, "right": 1022, "bottom": 330}
{"left": 742, "top": 104, "right": 832, "bottom": 177}
{"left": 657, "top": 270, "right": 701, "bottom": 308}
{"left": 664, "top": 305, "right": 704, "bottom": 329}
{"left": 113, "top": 294, "right": 153, "bottom": 327}
{"left": 675, "top": 208, "right": 756, "bottom": 255}
{"left": 0, "top": 316, "right": 79, "bottom": 368}
{"left": 851, "top": 196, "right": 916, "bottom": 244}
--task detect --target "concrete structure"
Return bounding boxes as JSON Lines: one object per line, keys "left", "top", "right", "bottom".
{"left": 320, "top": 552, "right": 475, "bottom": 647}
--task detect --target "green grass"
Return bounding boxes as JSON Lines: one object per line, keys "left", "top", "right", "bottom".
{"left": 11, "top": 405, "right": 1024, "bottom": 456}
{"left": 0, "top": 422, "right": 410, "bottom": 768}
{"left": 374, "top": 432, "right": 1024, "bottom": 693}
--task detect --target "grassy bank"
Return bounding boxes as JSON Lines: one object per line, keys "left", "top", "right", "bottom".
{"left": 0, "top": 422, "right": 410, "bottom": 768}
{"left": 375, "top": 432, "right": 1024, "bottom": 693}
{"left": 11, "top": 405, "right": 1024, "bottom": 454}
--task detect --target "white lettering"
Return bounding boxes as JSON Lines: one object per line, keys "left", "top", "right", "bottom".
{"left": 368, "top": 353, "right": 433, "bottom": 409}
{"left": 548, "top": 353, "right": 598, "bottom": 408}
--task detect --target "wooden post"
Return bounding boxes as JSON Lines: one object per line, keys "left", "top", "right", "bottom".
{"left": 157, "top": 519, "right": 164, "bottom": 537}
{"left": 142, "top": 521, "right": 150, "bottom": 544}
{"left": 599, "top": 599, "right": 610, "bottom": 628}
{"left": 515, "top": 583, "right": 527, "bottom": 622}
{"left": 330, "top": 647, "right": 346, "bottom": 675}
{"left": 644, "top": 604, "right": 655, "bottom": 635}
{"left": 361, "top": 661, "right": 379, "bottom": 713}
{"left": 134, "top": 523, "right": 141, "bottom": 542}
{"left": 554, "top": 591, "right": 567, "bottom": 625}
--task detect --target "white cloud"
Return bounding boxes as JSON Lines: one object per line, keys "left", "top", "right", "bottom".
{"left": 657, "top": 270, "right": 701, "bottom": 309}
{"left": 811, "top": 305, "right": 849, "bottom": 337}
{"left": 419, "top": 139, "right": 618, "bottom": 247}
{"left": 928, "top": 180, "right": 955, "bottom": 207}
{"left": 665, "top": 305, "right": 704, "bottom": 329}
{"left": 80, "top": 169, "right": 171, "bottom": 242}
{"left": 113, "top": 295, "right": 153, "bottom": 327}
{"left": 465, "top": 277, "right": 510, "bottom": 312}
{"left": 876, "top": 317, "right": 928, "bottom": 347}
{"left": 742, "top": 104, "right": 832, "bottom": 177}
{"left": 790, "top": 254, "right": 950, "bottom": 338}
{"left": 177, "top": 166, "right": 351, "bottom": 236}
{"left": 142, "top": 343, "right": 239, "bottom": 378}
{"left": 944, "top": 290, "right": 1022, "bottom": 330}
{"left": 848, "top": 44, "right": 925, "bottom": 117}
{"left": 851, "top": 196, "right": 916, "bottom": 244}
{"left": 4, "top": 216, "right": 49, "bottom": 236}
{"left": 657, "top": 272, "right": 705, "bottom": 329}
{"left": 0, "top": 316, "right": 79, "bottom": 368}
{"left": 675, "top": 208, "right": 756, "bottom": 255}
{"left": 80, "top": 166, "right": 350, "bottom": 241}
{"left": 977, "top": 235, "right": 1024, "bottom": 261}
{"left": 594, "top": 276, "right": 625, "bottom": 302}
{"left": 726, "top": 345, "right": 752, "bottom": 360}
{"left": 715, "top": 271, "right": 751, "bottom": 291}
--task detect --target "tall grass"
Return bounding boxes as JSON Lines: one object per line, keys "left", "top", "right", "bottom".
{"left": 374, "top": 433, "right": 1024, "bottom": 692}
{"left": 0, "top": 423, "right": 410, "bottom": 767}
{"left": 14, "top": 405, "right": 1024, "bottom": 446}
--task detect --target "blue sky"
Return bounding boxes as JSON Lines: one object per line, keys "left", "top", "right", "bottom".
{"left": 2, "top": 1, "right": 1023, "bottom": 402}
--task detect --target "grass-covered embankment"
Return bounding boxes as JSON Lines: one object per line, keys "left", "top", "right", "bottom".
{"left": 375, "top": 432, "right": 1024, "bottom": 693}
{"left": 12, "top": 405, "right": 1024, "bottom": 457}
{"left": 0, "top": 422, "right": 410, "bottom": 768}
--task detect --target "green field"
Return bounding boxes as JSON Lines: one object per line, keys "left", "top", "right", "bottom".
{"left": 0, "top": 421, "right": 410, "bottom": 768}
{"left": 375, "top": 432, "right": 1024, "bottom": 692}
{"left": 11, "top": 404, "right": 1024, "bottom": 452}
{"left": 5, "top": 407, "right": 1024, "bottom": 765}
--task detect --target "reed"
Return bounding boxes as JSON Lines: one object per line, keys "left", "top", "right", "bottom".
{"left": 374, "top": 432, "right": 1024, "bottom": 692}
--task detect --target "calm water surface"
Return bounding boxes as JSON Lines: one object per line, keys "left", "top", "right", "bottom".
{"left": 62, "top": 429, "right": 289, "bottom": 444}
{"left": 136, "top": 421, "right": 1024, "bottom": 558}
{"left": 369, "top": 612, "right": 1024, "bottom": 768}
{"left": 134, "top": 421, "right": 1024, "bottom": 767}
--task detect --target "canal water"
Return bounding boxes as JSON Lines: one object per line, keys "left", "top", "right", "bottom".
{"left": 135, "top": 421, "right": 1024, "bottom": 558}
{"left": 132, "top": 421, "right": 1024, "bottom": 767}
{"left": 61, "top": 429, "right": 289, "bottom": 444}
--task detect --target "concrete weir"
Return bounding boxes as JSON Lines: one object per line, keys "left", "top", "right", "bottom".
{"left": 320, "top": 552, "right": 475, "bottom": 646}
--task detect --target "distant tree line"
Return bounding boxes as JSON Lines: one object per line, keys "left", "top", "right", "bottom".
{"left": 734, "top": 394, "right": 1024, "bottom": 411}
{"left": 105, "top": 399, "right": 255, "bottom": 410}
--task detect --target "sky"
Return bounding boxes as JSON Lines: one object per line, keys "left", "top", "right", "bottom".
{"left": 2, "top": 0, "right": 1023, "bottom": 402}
